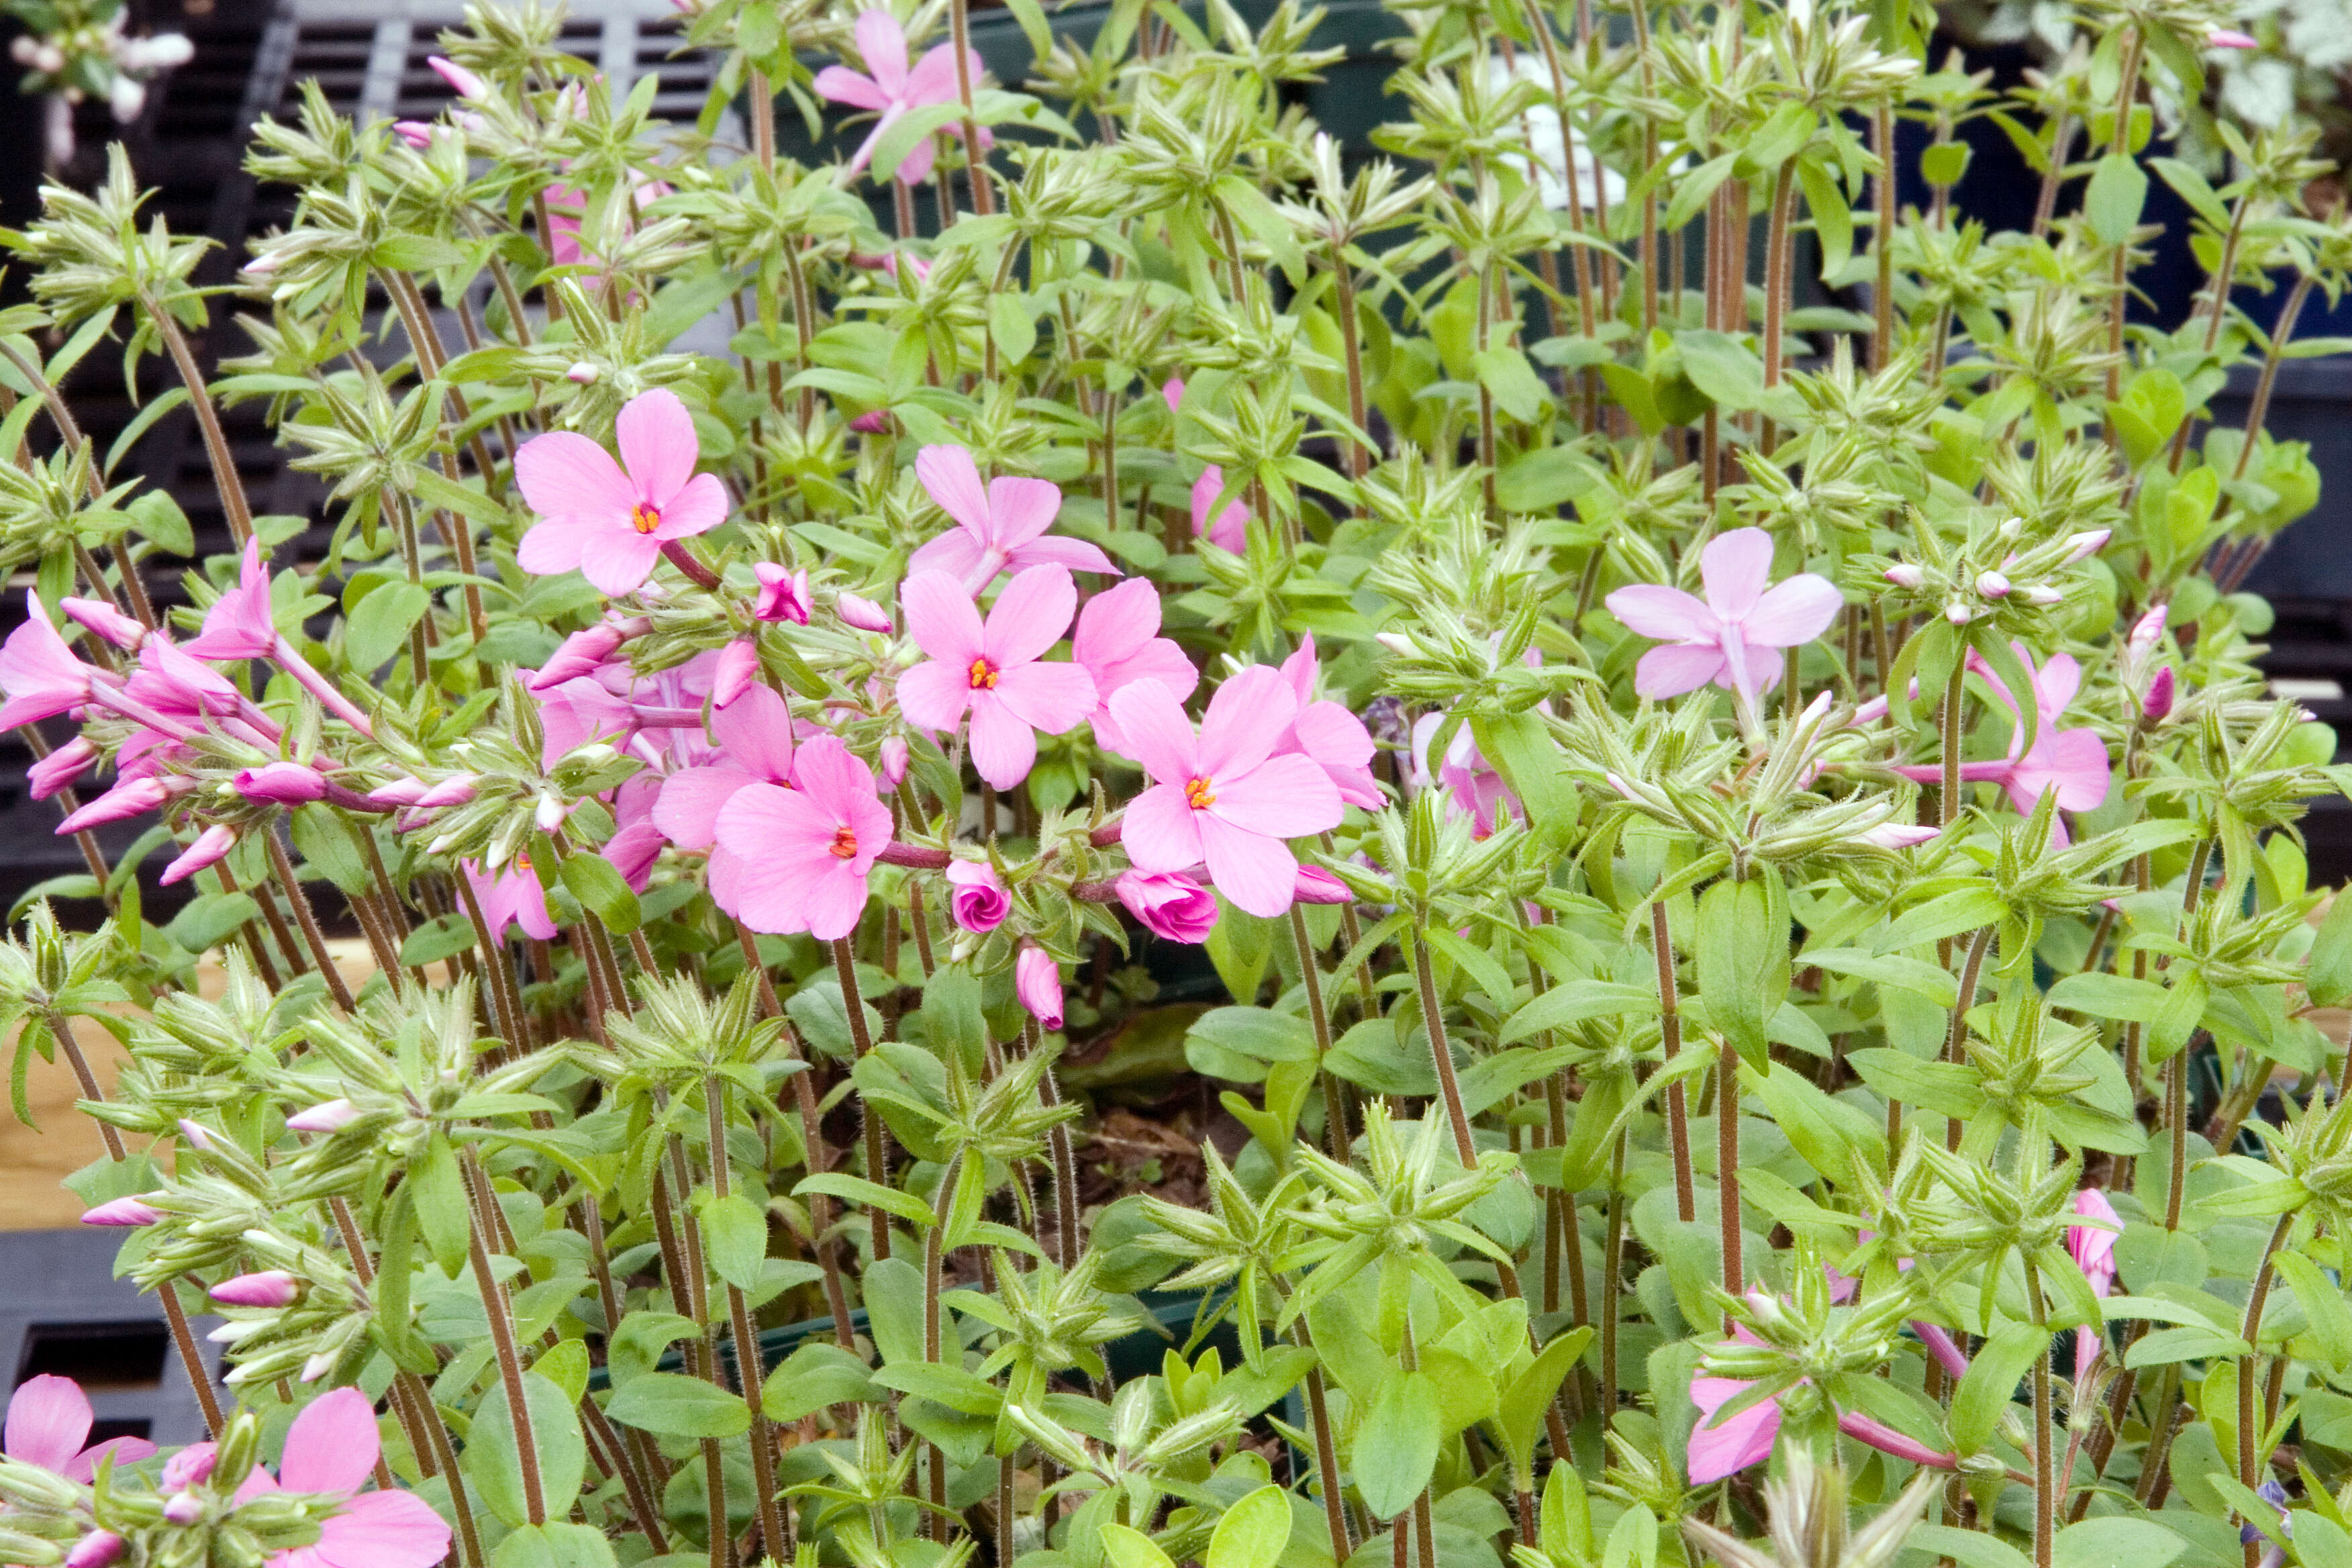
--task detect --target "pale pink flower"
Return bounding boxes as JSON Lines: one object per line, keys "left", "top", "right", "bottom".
{"left": 235, "top": 761, "right": 328, "bottom": 805}
{"left": 210, "top": 1271, "right": 299, "bottom": 1308}
{"left": 428, "top": 56, "right": 487, "bottom": 100}
{"left": 1072, "top": 577, "right": 1197, "bottom": 756}
{"left": 60, "top": 597, "right": 144, "bottom": 652}
{"left": 1410, "top": 712, "right": 1518, "bottom": 838}
{"left": 466, "top": 856, "right": 558, "bottom": 942}
{"left": 879, "top": 736, "right": 910, "bottom": 787}
{"left": 2069, "top": 1188, "right": 2120, "bottom": 1297}
{"left": 2209, "top": 28, "right": 2258, "bottom": 48}
{"left": 515, "top": 389, "right": 729, "bottom": 596}
{"left": 1894, "top": 643, "right": 2111, "bottom": 841}
{"left": 712, "top": 639, "right": 760, "bottom": 709}
{"left": 219, "top": 1387, "right": 450, "bottom": 1568}
{"left": 1016, "top": 944, "right": 1063, "bottom": 1030}
{"left": 754, "top": 563, "right": 813, "bottom": 624}
{"left": 3, "top": 1375, "right": 156, "bottom": 1480}
{"left": 1293, "top": 866, "right": 1352, "bottom": 903}
{"left": 162, "top": 826, "right": 236, "bottom": 886}
{"left": 79, "top": 1195, "right": 163, "bottom": 1226}
{"left": 652, "top": 685, "right": 802, "bottom": 917}
{"left": 1857, "top": 823, "right": 1939, "bottom": 851}
{"left": 603, "top": 774, "right": 668, "bottom": 893}
{"left": 287, "top": 1099, "right": 361, "bottom": 1134}
{"left": 714, "top": 735, "right": 893, "bottom": 940}
{"left": 1116, "top": 870, "right": 1218, "bottom": 942}
{"left": 895, "top": 566, "right": 1099, "bottom": 791}
{"left": 814, "top": 10, "right": 992, "bottom": 185}
{"left": 1275, "top": 636, "right": 1381, "bottom": 809}
{"left": 0, "top": 594, "right": 96, "bottom": 728}
{"left": 838, "top": 592, "right": 893, "bottom": 633}
{"left": 532, "top": 620, "right": 635, "bottom": 688}
{"left": 1190, "top": 469, "right": 1248, "bottom": 554}
{"left": 185, "top": 539, "right": 275, "bottom": 660}
{"left": 1109, "top": 666, "right": 1342, "bottom": 918}
{"left": 946, "top": 860, "right": 1009, "bottom": 932}
{"left": 908, "top": 446, "right": 1116, "bottom": 590}
{"left": 1605, "top": 528, "right": 1843, "bottom": 707}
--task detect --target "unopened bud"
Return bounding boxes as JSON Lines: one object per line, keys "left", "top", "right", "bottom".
{"left": 162, "top": 1491, "right": 203, "bottom": 1526}
{"left": 534, "top": 795, "right": 566, "bottom": 833}
{"left": 836, "top": 592, "right": 892, "bottom": 634}
{"left": 1882, "top": 564, "right": 1924, "bottom": 589}
{"left": 1974, "top": 570, "right": 2010, "bottom": 599}
{"left": 2139, "top": 666, "right": 2175, "bottom": 724}
{"left": 1945, "top": 602, "right": 1973, "bottom": 625}
{"left": 566, "top": 362, "right": 599, "bottom": 385}
{"left": 2060, "top": 528, "right": 2111, "bottom": 565}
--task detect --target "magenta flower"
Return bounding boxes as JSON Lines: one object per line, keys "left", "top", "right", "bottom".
{"left": 60, "top": 597, "right": 144, "bottom": 652}
{"left": 28, "top": 736, "right": 98, "bottom": 801}
{"left": 2069, "top": 1187, "right": 2121, "bottom": 1373}
{"left": 79, "top": 1195, "right": 164, "bottom": 1227}
{"left": 1191, "top": 469, "right": 1248, "bottom": 554}
{"left": 222, "top": 1387, "right": 450, "bottom": 1568}
{"left": 1689, "top": 1320, "right": 1961, "bottom": 1486}
{"left": 1894, "top": 643, "right": 2111, "bottom": 842}
{"left": 57, "top": 775, "right": 180, "bottom": 836}
{"left": 515, "top": 389, "right": 729, "bottom": 596}
{"left": 1605, "top": 528, "right": 1843, "bottom": 711}
{"left": 3, "top": 1375, "right": 156, "bottom": 1481}
{"left": 652, "top": 685, "right": 801, "bottom": 916}
{"left": 814, "top": 9, "right": 992, "bottom": 185}
{"left": 755, "top": 563, "right": 813, "bottom": 625}
{"left": 714, "top": 734, "right": 893, "bottom": 940}
{"left": 1116, "top": 870, "right": 1218, "bottom": 942}
{"left": 185, "top": 538, "right": 275, "bottom": 660}
{"left": 466, "top": 856, "right": 558, "bottom": 942}
{"left": 1109, "top": 665, "right": 1343, "bottom": 918}
{"left": 162, "top": 826, "right": 237, "bottom": 886}
{"left": 210, "top": 1270, "right": 299, "bottom": 1308}
{"left": 0, "top": 594, "right": 96, "bottom": 728}
{"left": 1411, "top": 712, "right": 1518, "bottom": 838}
{"left": 908, "top": 446, "right": 1116, "bottom": 590}
{"left": 947, "top": 860, "right": 1010, "bottom": 932}
{"left": 1275, "top": 635, "right": 1381, "bottom": 809}
{"left": 1073, "top": 577, "right": 1197, "bottom": 757}
{"left": 1016, "top": 944, "right": 1064, "bottom": 1030}
{"left": 235, "top": 761, "right": 328, "bottom": 805}
{"left": 895, "top": 565, "right": 1099, "bottom": 791}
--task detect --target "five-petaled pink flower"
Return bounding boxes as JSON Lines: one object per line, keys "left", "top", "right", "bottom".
{"left": 1162, "top": 380, "right": 1246, "bottom": 553}
{"left": 1606, "top": 528, "right": 1843, "bottom": 710}
{"left": 1110, "top": 665, "right": 1342, "bottom": 918}
{"left": 1073, "top": 577, "right": 1197, "bottom": 757}
{"left": 187, "top": 1387, "right": 450, "bottom": 1568}
{"left": 1687, "top": 1314, "right": 1960, "bottom": 1486}
{"left": 1894, "top": 642, "right": 2111, "bottom": 843}
{"left": 896, "top": 565, "right": 1099, "bottom": 790}
{"left": 466, "top": 856, "right": 558, "bottom": 942}
{"left": 908, "top": 446, "right": 1116, "bottom": 590}
{"left": 4, "top": 1374, "right": 156, "bottom": 1481}
{"left": 714, "top": 734, "right": 894, "bottom": 940}
{"left": 653, "top": 685, "right": 803, "bottom": 918}
{"left": 0, "top": 593, "right": 95, "bottom": 729}
{"left": 516, "top": 389, "right": 728, "bottom": 596}
{"left": 814, "top": 10, "right": 993, "bottom": 185}
{"left": 1274, "top": 635, "right": 1381, "bottom": 809}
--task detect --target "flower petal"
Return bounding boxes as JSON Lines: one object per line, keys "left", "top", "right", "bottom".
{"left": 514, "top": 517, "right": 591, "bottom": 579}
{"left": 513, "top": 430, "right": 632, "bottom": 524}
{"left": 1634, "top": 642, "right": 1726, "bottom": 700}
{"left": 1195, "top": 663, "right": 1295, "bottom": 780}
{"left": 1107, "top": 678, "right": 1199, "bottom": 786}
{"left": 983, "top": 476, "right": 1063, "bottom": 548}
{"left": 1197, "top": 812, "right": 1299, "bottom": 918}
{"left": 652, "top": 763, "right": 752, "bottom": 851}
{"left": 575, "top": 529, "right": 664, "bottom": 597}
{"left": 277, "top": 1387, "right": 379, "bottom": 1496}
{"left": 854, "top": 8, "right": 912, "bottom": 95}
{"left": 1699, "top": 528, "right": 1777, "bottom": 622}
{"left": 993, "top": 660, "right": 1098, "bottom": 736}
{"left": 1007, "top": 535, "right": 1120, "bottom": 577}
{"left": 1122, "top": 781, "right": 1204, "bottom": 874}
{"left": 313, "top": 1489, "right": 453, "bottom": 1568}
{"left": 650, "top": 473, "right": 730, "bottom": 540}
{"left": 801, "top": 861, "right": 874, "bottom": 941}
{"left": 3, "top": 1375, "right": 91, "bottom": 1473}
{"left": 1074, "top": 576, "right": 1162, "bottom": 669}
{"left": 812, "top": 64, "right": 891, "bottom": 111}
{"left": 915, "top": 445, "right": 992, "bottom": 536}
{"left": 1741, "top": 573, "right": 1843, "bottom": 646}
{"left": 1606, "top": 584, "right": 1716, "bottom": 642}
{"left": 901, "top": 570, "right": 985, "bottom": 667}
{"left": 1685, "top": 1377, "right": 1780, "bottom": 1485}
{"left": 967, "top": 695, "right": 1040, "bottom": 790}
{"left": 710, "top": 685, "right": 797, "bottom": 784}
{"left": 615, "top": 389, "right": 701, "bottom": 509}
{"left": 981, "top": 564, "right": 1077, "bottom": 669}
{"left": 1207, "top": 752, "right": 1342, "bottom": 841}
{"left": 907, "top": 530, "right": 989, "bottom": 587}
{"left": 897, "top": 659, "right": 975, "bottom": 734}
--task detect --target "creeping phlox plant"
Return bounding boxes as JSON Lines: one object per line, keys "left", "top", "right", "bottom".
{"left": 6, "top": 0, "right": 2352, "bottom": 1565}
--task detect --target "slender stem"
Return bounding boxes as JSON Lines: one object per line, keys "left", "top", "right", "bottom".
{"left": 146, "top": 303, "right": 253, "bottom": 544}
{"left": 464, "top": 1148, "right": 546, "bottom": 1525}
{"left": 1939, "top": 657, "right": 1967, "bottom": 830}
{"left": 2022, "top": 1253, "right": 2053, "bottom": 1568}
{"left": 709, "top": 1075, "right": 789, "bottom": 1564}
{"left": 1651, "top": 902, "right": 1696, "bottom": 1222}
{"left": 265, "top": 831, "right": 356, "bottom": 1012}
{"left": 2238, "top": 1212, "right": 2294, "bottom": 1566}
{"left": 1600, "top": 1130, "right": 1627, "bottom": 1410}
{"left": 1411, "top": 926, "right": 1478, "bottom": 1167}
{"left": 1872, "top": 99, "right": 1896, "bottom": 371}
{"left": 1945, "top": 924, "right": 1994, "bottom": 1150}
{"left": 1716, "top": 1037, "right": 1741, "bottom": 1293}
{"left": 946, "top": 0, "right": 994, "bottom": 217}
{"left": 831, "top": 938, "right": 892, "bottom": 1262}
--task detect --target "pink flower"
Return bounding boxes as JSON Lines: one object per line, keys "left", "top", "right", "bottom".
{"left": 1016, "top": 944, "right": 1063, "bottom": 1030}
{"left": 287, "top": 1099, "right": 361, "bottom": 1134}
{"left": 1073, "top": 577, "right": 1197, "bottom": 756}
{"left": 185, "top": 539, "right": 275, "bottom": 660}
{"left": 2069, "top": 1189, "right": 2120, "bottom": 1297}
{"left": 838, "top": 592, "right": 893, "bottom": 633}
{"left": 60, "top": 597, "right": 144, "bottom": 652}
{"left": 65, "top": 1530, "right": 122, "bottom": 1568}
{"left": 814, "top": 9, "right": 992, "bottom": 185}
{"left": 56, "top": 776, "right": 176, "bottom": 835}
{"left": 1411, "top": 712, "right": 1518, "bottom": 838}
{"left": 224, "top": 1387, "right": 450, "bottom": 1568}
{"left": 1190, "top": 469, "right": 1248, "bottom": 554}
{"left": 713, "top": 639, "right": 760, "bottom": 709}
{"left": 391, "top": 121, "right": 436, "bottom": 150}
{"left": 1116, "top": 870, "right": 1218, "bottom": 942}
{"left": 2140, "top": 666, "right": 2175, "bottom": 724}
{"left": 1894, "top": 644, "right": 2111, "bottom": 842}
{"left": 531, "top": 618, "right": 640, "bottom": 688}
{"left": 1857, "top": 823, "right": 1939, "bottom": 851}
{"left": 235, "top": 761, "right": 328, "bottom": 805}
{"left": 714, "top": 735, "right": 893, "bottom": 940}
{"left": 754, "top": 563, "right": 813, "bottom": 625}
{"left": 467, "top": 856, "right": 558, "bottom": 942}
{"left": 3, "top": 1375, "right": 155, "bottom": 1481}
{"left": 0, "top": 595, "right": 96, "bottom": 728}
{"left": 1274, "top": 636, "right": 1381, "bottom": 809}
{"left": 946, "top": 860, "right": 1010, "bottom": 932}
{"left": 162, "top": 826, "right": 237, "bottom": 886}
{"left": 2209, "top": 28, "right": 2258, "bottom": 48}
{"left": 653, "top": 685, "right": 801, "bottom": 915}
{"left": 1689, "top": 1320, "right": 1958, "bottom": 1485}
{"left": 1109, "top": 665, "right": 1343, "bottom": 918}
{"left": 544, "top": 175, "right": 672, "bottom": 279}
{"left": 879, "top": 736, "right": 910, "bottom": 787}
{"left": 1293, "top": 866, "right": 1352, "bottom": 904}
{"left": 126, "top": 637, "right": 241, "bottom": 720}
{"left": 895, "top": 566, "right": 1099, "bottom": 791}
{"left": 28, "top": 736, "right": 98, "bottom": 800}
{"left": 1605, "top": 528, "right": 1843, "bottom": 709}
{"left": 515, "top": 389, "right": 729, "bottom": 596}
{"left": 79, "top": 1195, "right": 164, "bottom": 1226}
{"left": 428, "top": 55, "right": 487, "bottom": 99}
{"left": 907, "top": 446, "right": 1116, "bottom": 590}
{"left": 210, "top": 1270, "right": 299, "bottom": 1308}
{"left": 604, "top": 774, "right": 667, "bottom": 893}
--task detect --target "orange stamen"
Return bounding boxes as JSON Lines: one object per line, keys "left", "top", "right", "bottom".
{"left": 828, "top": 826, "right": 859, "bottom": 860}
{"left": 630, "top": 503, "right": 662, "bottom": 535}
{"left": 1184, "top": 777, "right": 1217, "bottom": 810}
{"left": 968, "top": 657, "right": 999, "bottom": 690}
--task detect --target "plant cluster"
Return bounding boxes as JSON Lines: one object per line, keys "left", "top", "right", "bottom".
{"left": 1, "top": 0, "right": 2350, "bottom": 1566}
{"left": 3, "top": 0, "right": 191, "bottom": 166}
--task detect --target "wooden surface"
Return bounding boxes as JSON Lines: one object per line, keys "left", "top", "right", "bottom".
{"left": 0, "top": 941, "right": 376, "bottom": 1232}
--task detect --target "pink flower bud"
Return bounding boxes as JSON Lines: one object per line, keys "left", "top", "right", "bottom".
{"left": 1116, "top": 871, "right": 1217, "bottom": 943}
{"left": 879, "top": 736, "right": 909, "bottom": 788}
{"left": 234, "top": 761, "right": 328, "bottom": 805}
{"left": 2061, "top": 528, "right": 2111, "bottom": 565}
{"left": 1974, "top": 570, "right": 2010, "bottom": 599}
{"left": 160, "top": 1448, "right": 215, "bottom": 1491}
{"left": 60, "top": 597, "right": 146, "bottom": 650}
{"left": 209, "top": 1270, "right": 299, "bottom": 1308}
{"left": 2140, "top": 665, "right": 2175, "bottom": 724}
{"left": 1944, "top": 602, "right": 1973, "bottom": 626}
{"left": 1015, "top": 945, "right": 1063, "bottom": 1030}
{"left": 1293, "top": 867, "right": 1352, "bottom": 904}
{"left": 80, "top": 1194, "right": 164, "bottom": 1227}
{"left": 836, "top": 592, "right": 892, "bottom": 634}
{"left": 566, "top": 362, "right": 600, "bottom": 385}
{"left": 176, "top": 1119, "right": 216, "bottom": 1151}
{"left": 1859, "top": 822, "right": 1939, "bottom": 850}
{"left": 415, "top": 775, "right": 479, "bottom": 807}
{"left": 242, "top": 252, "right": 282, "bottom": 277}
{"left": 1161, "top": 377, "right": 1186, "bottom": 413}
{"left": 367, "top": 776, "right": 432, "bottom": 806}
{"left": 712, "top": 639, "right": 759, "bottom": 709}
{"left": 428, "top": 55, "right": 488, "bottom": 100}
{"left": 1849, "top": 695, "right": 1890, "bottom": 726}
{"left": 848, "top": 411, "right": 891, "bottom": 434}
{"left": 66, "top": 1531, "right": 124, "bottom": 1568}
{"left": 2208, "top": 28, "right": 2258, "bottom": 47}
{"left": 753, "top": 563, "right": 812, "bottom": 626}
{"left": 946, "top": 860, "right": 1010, "bottom": 933}
{"left": 392, "top": 119, "right": 435, "bottom": 150}
{"left": 301, "top": 1351, "right": 337, "bottom": 1383}
{"left": 2128, "top": 603, "right": 2168, "bottom": 656}
{"left": 56, "top": 775, "right": 170, "bottom": 834}
{"left": 161, "top": 825, "right": 237, "bottom": 886}
{"left": 286, "top": 1098, "right": 361, "bottom": 1133}
{"left": 162, "top": 1492, "right": 203, "bottom": 1526}
{"left": 27, "top": 736, "right": 99, "bottom": 801}
{"left": 1882, "top": 564, "right": 1924, "bottom": 589}
{"left": 1375, "top": 633, "right": 1418, "bottom": 657}
{"left": 532, "top": 624, "right": 628, "bottom": 687}
{"left": 534, "top": 795, "right": 567, "bottom": 833}
{"left": 2018, "top": 585, "right": 2063, "bottom": 605}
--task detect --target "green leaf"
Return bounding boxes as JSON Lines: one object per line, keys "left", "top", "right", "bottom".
{"left": 762, "top": 1342, "right": 877, "bottom": 1422}
{"left": 607, "top": 1312, "right": 701, "bottom": 1387}
{"left": 344, "top": 581, "right": 431, "bottom": 673}
{"left": 1352, "top": 1369, "right": 1440, "bottom": 1520}
{"left": 412, "top": 1133, "right": 473, "bottom": 1279}
{"left": 1673, "top": 330, "right": 1765, "bottom": 411}
{"left": 1795, "top": 158, "right": 1851, "bottom": 278}
{"left": 1949, "top": 1320, "right": 2050, "bottom": 1455}
{"left": 1920, "top": 140, "right": 1971, "bottom": 189}
{"left": 1847, "top": 1049, "right": 1982, "bottom": 1119}
{"left": 989, "top": 293, "right": 1037, "bottom": 366}
{"left": 1471, "top": 709, "right": 1575, "bottom": 847}
{"left": 1471, "top": 346, "right": 1550, "bottom": 424}
{"left": 869, "top": 102, "right": 965, "bottom": 183}
{"left": 1100, "top": 1524, "right": 1177, "bottom": 1568}
{"left": 1185, "top": 1007, "right": 1316, "bottom": 1065}
{"left": 2049, "top": 1518, "right": 2185, "bottom": 1568}
{"left": 2045, "top": 971, "right": 2169, "bottom": 1022}
{"left": 559, "top": 853, "right": 642, "bottom": 936}
{"left": 863, "top": 1255, "right": 927, "bottom": 1366}
{"left": 2086, "top": 154, "right": 2149, "bottom": 246}
{"left": 699, "top": 1192, "right": 769, "bottom": 1291}
{"left": 400, "top": 914, "right": 481, "bottom": 968}
{"left": 2274, "top": 1248, "right": 2352, "bottom": 1369}
{"left": 491, "top": 1522, "right": 620, "bottom": 1568}
{"left": 1908, "top": 1526, "right": 2028, "bottom": 1568}
{"left": 2306, "top": 892, "right": 2352, "bottom": 1008}
{"left": 794, "top": 1173, "right": 937, "bottom": 1229}
{"left": 603, "top": 1371, "right": 751, "bottom": 1438}
{"left": 1694, "top": 875, "right": 1787, "bottom": 1071}
{"left": 468, "top": 1371, "right": 587, "bottom": 1528}
{"left": 1497, "top": 981, "right": 1658, "bottom": 1046}
{"left": 1493, "top": 446, "right": 1597, "bottom": 512}
{"left": 1206, "top": 1484, "right": 1291, "bottom": 1568}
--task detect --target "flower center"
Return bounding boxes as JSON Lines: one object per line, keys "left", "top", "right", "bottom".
{"left": 829, "top": 826, "right": 859, "bottom": 860}
{"left": 512, "top": 852, "right": 532, "bottom": 872}
{"left": 968, "top": 657, "right": 999, "bottom": 690}
{"left": 1184, "top": 776, "right": 1217, "bottom": 811}
{"left": 630, "top": 503, "right": 662, "bottom": 535}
